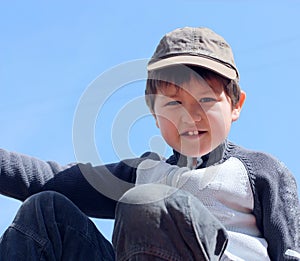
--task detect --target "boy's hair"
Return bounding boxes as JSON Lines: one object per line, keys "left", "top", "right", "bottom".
{"left": 145, "top": 65, "right": 241, "bottom": 111}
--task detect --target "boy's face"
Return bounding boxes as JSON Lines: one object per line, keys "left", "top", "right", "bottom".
{"left": 152, "top": 74, "right": 245, "bottom": 157}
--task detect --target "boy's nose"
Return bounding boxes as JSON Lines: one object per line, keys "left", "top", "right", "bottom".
{"left": 181, "top": 103, "right": 203, "bottom": 123}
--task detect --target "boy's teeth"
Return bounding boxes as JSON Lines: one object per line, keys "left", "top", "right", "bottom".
{"left": 188, "top": 131, "right": 199, "bottom": 136}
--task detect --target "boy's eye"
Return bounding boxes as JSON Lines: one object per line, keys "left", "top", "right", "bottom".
{"left": 199, "top": 97, "right": 217, "bottom": 103}
{"left": 165, "top": 100, "right": 182, "bottom": 106}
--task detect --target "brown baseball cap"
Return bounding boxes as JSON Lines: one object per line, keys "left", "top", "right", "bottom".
{"left": 147, "top": 27, "right": 239, "bottom": 80}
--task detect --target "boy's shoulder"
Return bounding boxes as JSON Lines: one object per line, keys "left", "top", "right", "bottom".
{"left": 226, "top": 141, "right": 294, "bottom": 183}
{"left": 226, "top": 141, "right": 283, "bottom": 166}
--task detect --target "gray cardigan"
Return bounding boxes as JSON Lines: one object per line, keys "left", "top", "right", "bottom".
{"left": 0, "top": 140, "right": 299, "bottom": 260}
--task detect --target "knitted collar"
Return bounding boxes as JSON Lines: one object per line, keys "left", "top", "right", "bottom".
{"left": 166, "top": 139, "right": 228, "bottom": 169}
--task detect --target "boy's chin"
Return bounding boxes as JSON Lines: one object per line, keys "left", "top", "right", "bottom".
{"left": 179, "top": 146, "right": 214, "bottom": 158}
{"left": 184, "top": 153, "right": 203, "bottom": 158}
{"left": 180, "top": 150, "right": 204, "bottom": 158}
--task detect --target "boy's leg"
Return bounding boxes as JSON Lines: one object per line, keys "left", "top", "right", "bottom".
{"left": 0, "top": 191, "right": 115, "bottom": 261}
{"left": 113, "top": 184, "right": 227, "bottom": 261}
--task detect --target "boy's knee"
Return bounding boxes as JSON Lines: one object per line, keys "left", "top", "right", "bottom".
{"left": 115, "top": 184, "right": 189, "bottom": 227}
{"left": 116, "top": 184, "right": 225, "bottom": 232}
{"left": 119, "top": 183, "right": 179, "bottom": 205}
{"left": 23, "top": 191, "right": 68, "bottom": 208}
{"left": 18, "top": 191, "right": 74, "bottom": 220}
{"left": 14, "top": 191, "right": 82, "bottom": 229}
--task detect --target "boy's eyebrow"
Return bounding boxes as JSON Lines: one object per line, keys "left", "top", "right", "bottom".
{"left": 158, "top": 88, "right": 180, "bottom": 98}
{"left": 166, "top": 93, "right": 179, "bottom": 98}
{"left": 157, "top": 93, "right": 179, "bottom": 100}
{"left": 160, "top": 87, "right": 217, "bottom": 98}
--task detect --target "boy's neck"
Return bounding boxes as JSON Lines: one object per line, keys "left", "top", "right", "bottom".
{"left": 172, "top": 140, "right": 228, "bottom": 169}
{"left": 186, "top": 157, "right": 203, "bottom": 169}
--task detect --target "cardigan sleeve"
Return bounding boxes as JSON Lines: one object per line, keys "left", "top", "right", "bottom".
{"left": 247, "top": 152, "right": 300, "bottom": 261}
{"left": 0, "top": 148, "right": 71, "bottom": 200}
{"left": 0, "top": 148, "right": 161, "bottom": 218}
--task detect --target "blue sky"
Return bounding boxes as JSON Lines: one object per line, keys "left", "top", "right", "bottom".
{"left": 1, "top": 0, "right": 300, "bottom": 241}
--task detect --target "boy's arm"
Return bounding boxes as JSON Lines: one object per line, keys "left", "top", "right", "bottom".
{"left": 251, "top": 155, "right": 300, "bottom": 260}
{"left": 0, "top": 148, "right": 69, "bottom": 200}
{"left": 0, "top": 148, "right": 160, "bottom": 218}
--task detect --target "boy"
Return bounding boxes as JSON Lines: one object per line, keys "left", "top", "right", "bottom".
{"left": 0, "top": 27, "right": 299, "bottom": 260}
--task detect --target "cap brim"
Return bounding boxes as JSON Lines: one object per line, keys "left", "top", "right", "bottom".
{"left": 147, "top": 55, "right": 237, "bottom": 80}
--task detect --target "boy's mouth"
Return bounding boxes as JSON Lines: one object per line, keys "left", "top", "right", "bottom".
{"left": 181, "top": 130, "right": 206, "bottom": 137}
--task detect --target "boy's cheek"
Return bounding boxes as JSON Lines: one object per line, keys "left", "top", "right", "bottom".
{"left": 157, "top": 117, "right": 183, "bottom": 142}
{"left": 156, "top": 116, "right": 176, "bottom": 130}
{"left": 155, "top": 111, "right": 175, "bottom": 127}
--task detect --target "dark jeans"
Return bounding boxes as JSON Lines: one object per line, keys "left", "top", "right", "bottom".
{"left": 0, "top": 184, "right": 227, "bottom": 260}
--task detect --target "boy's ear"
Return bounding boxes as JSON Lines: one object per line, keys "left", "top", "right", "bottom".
{"left": 231, "top": 91, "right": 246, "bottom": 122}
